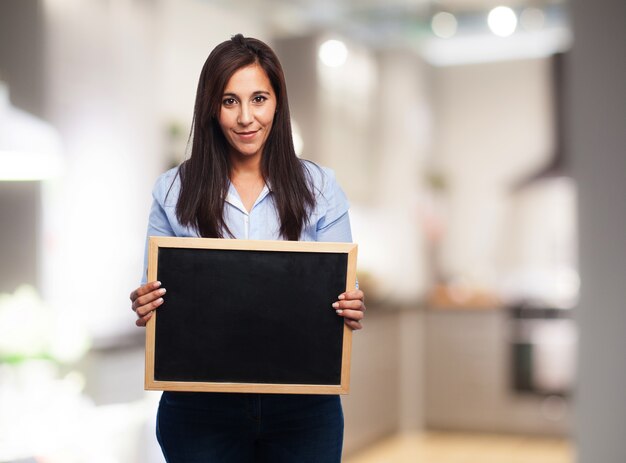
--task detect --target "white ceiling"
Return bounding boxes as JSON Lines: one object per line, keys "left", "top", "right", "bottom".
{"left": 214, "top": 0, "right": 566, "bottom": 33}
{"left": 204, "top": 0, "right": 569, "bottom": 64}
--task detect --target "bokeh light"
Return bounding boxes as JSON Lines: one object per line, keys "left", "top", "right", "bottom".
{"left": 431, "top": 12, "right": 458, "bottom": 39}
{"left": 488, "top": 6, "right": 518, "bottom": 37}
{"left": 318, "top": 39, "right": 348, "bottom": 67}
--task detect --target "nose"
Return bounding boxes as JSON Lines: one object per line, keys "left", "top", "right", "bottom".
{"left": 237, "top": 102, "right": 253, "bottom": 126}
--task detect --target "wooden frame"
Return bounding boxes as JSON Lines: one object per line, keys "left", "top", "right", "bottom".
{"left": 145, "top": 236, "right": 358, "bottom": 394}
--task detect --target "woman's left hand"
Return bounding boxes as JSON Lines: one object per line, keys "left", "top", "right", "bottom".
{"left": 333, "top": 289, "right": 366, "bottom": 330}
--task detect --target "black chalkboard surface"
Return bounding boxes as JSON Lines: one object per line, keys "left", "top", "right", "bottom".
{"left": 144, "top": 237, "right": 358, "bottom": 394}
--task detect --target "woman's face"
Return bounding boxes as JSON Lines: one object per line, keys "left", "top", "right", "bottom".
{"left": 218, "top": 63, "right": 277, "bottom": 161}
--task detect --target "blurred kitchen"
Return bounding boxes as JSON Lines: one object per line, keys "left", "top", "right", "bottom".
{"left": 1, "top": 0, "right": 625, "bottom": 462}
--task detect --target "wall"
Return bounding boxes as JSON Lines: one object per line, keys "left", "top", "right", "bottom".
{"left": 0, "top": 182, "right": 40, "bottom": 292}
{"left": 41, "top": 0, "right": 162, "bottom": 340}
{"left": 155, "top": 0, "right": 269, "bottom": 144}
{"left": 0, "top": 0, "right": 46, "bottom": 294}
{"left": 432, "top": 58, "right": 554, "bottom": 290}
{"left": 0, "top": 0, "right": 45, "bottom": 115}
{"left": 39, "top": 0, "right": 269, "bottom": 341}
{"left": 570, "top": 0, "right": 626, "bottom": 461}
{"left": 366, "top": 49, "right": 430, "bottom": 302}
{"left": 276, "top": 35, "right": 430, "bottom": 303}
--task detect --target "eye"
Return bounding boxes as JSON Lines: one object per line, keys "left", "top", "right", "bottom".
{"left": 253, "top": 95, "right": 268, "bottom": 104}
{"left": 222, "top": 97, "right": 237, "bottom": 106}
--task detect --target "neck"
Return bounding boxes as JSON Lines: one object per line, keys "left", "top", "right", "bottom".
{"left": 229, "top": 150, "right": 263, "bottom": 179}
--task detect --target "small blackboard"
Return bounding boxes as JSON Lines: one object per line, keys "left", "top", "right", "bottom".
{"left": 145, "top": 237, "right": 357, "bottom": 394}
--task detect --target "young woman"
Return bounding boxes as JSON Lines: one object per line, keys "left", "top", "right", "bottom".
{"left": 129, "top": 34, "right": 365, "bottom": 462}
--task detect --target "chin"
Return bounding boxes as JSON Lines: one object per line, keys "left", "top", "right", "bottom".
{"left": 233, "top": 146, "right": 262, "bottom": 157}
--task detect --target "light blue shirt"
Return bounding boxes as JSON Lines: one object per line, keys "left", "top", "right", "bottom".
{"left": 141, "top": 161, "right": 353, "bottom": 283}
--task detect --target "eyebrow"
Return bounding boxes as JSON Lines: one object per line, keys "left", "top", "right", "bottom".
{"left": 222, "top": 90, "right": 272, "bottom": 98}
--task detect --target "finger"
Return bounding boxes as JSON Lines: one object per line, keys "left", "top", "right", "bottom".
{"left": 132, "top": 287, "right": 166, "bottom": 312}
{"left": 336, "top": 308, "right": 365, "bottom": 322}
{"left": 132, "top": 288, "right": 166, "bottom": 312}
{"left": 130, "top": 281, "right": 161, "bottom": 302}
{"left": 332, "top": 299, "right": 364, "bottom": 311}
{"left": 344, "top": 318, "right": 362, "bottom": 330}
{"left": 135, "top": 296, "right": 165, "bottom": 317}
{"left": 135, "top": 311, "right": 153, "bottom": 327}
{"left": 338, "top": 289, "right": 364, "bottom": 302}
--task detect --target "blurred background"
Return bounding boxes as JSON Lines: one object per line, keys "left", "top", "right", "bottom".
{"left": 0, "top": 0, "right": 624, "bottom": 462}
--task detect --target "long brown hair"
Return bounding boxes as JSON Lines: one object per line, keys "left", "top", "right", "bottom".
{"left": 176, "top": 34, "right": 315, "bottom": 240}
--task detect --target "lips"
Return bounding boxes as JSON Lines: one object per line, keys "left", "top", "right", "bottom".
{"left": 235, "top": 130, "right": 259, "bottom": 140}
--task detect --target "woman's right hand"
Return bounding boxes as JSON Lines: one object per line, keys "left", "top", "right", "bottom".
{"left": 130, "top": 281, "right": 166, "bottom": 327}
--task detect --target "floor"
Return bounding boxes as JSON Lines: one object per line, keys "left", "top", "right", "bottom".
{"left": 344, "top": 431, "right": 573, "bottom": 463}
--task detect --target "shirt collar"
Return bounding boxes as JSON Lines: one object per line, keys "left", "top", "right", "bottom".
{"left": 225, "top": 182, "right": 272, "bottom": 214}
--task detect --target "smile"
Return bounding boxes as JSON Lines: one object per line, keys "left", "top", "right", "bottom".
{"left": 235, "top": 130, "right": 259, "bottom": 139}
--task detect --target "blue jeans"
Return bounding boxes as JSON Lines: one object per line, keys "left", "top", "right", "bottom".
{"left": 156, "top": 392, "right": 344, "bottom": 462}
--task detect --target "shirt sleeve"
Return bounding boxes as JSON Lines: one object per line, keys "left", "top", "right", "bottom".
{"left": 316, "top": 210, "right": 353, "bottom": 243}
{"left": 313, "top": 167, "right": 358, "bottom": 289}
{"left": 140, "top": 175, "right": 175, "bottom": 284}
{"left": 315, "top": 167, "right": 353, "bottom": 244}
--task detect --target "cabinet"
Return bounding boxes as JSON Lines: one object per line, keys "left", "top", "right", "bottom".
{"left": 424, "top": 309, "right": 570, "bottom": 435}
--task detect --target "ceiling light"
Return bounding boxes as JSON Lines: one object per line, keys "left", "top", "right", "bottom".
{"left": 488, "top": 6, "right": 518, "bottom": 38}
{"left": 318, "top": 39, "right": 348, "bottom": 68}
{"left": 431, "top": 12, "right": 458, "bottom": 39}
